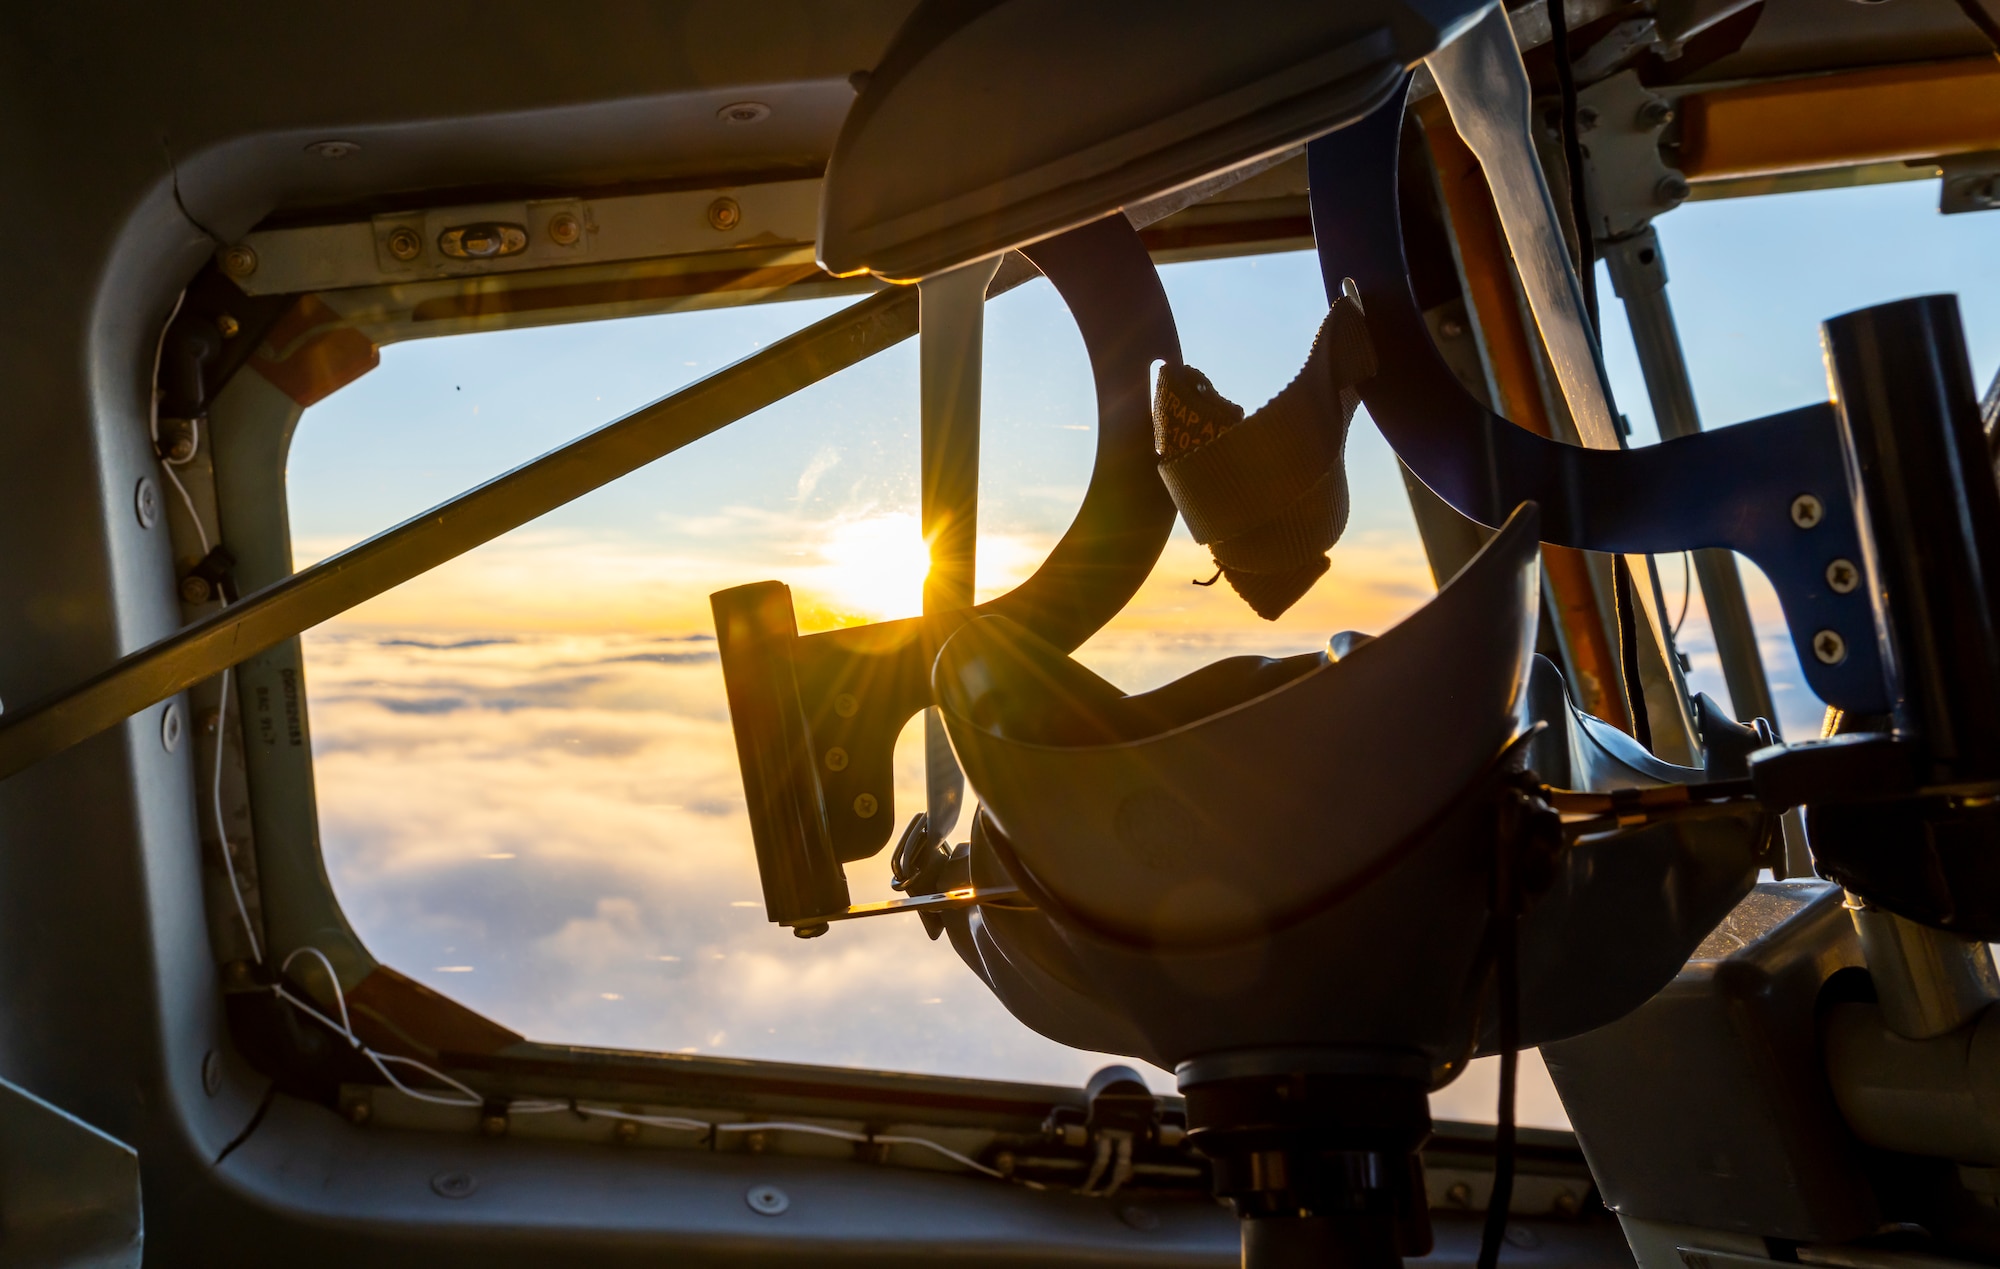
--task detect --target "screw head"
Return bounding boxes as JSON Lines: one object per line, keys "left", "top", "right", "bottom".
{"left": 718, "top": 101, "right": 771, "bottom": 125}
{"left": 215, "top": 313, "right": 241, "bottom": 339}
{"left": 1553, "top": 1187, "right": 1582, "bottom": 1216}
{"left": 1446, "top": 1180, "right": 1473, "bottom": 1208}
{"left": 1790, "top": 493, "right": 1825, "bottom": 528}
{"left": 614, "top": 1120, "right": 640, "bottom": 1143}
{"left": 386, "top": 225, "right": 423, "bottom": 262}
{"left": 180, "top": 574, "right": 213, "bottom": 605}
{"left": 834, "top": 693, "right": 860, "bottom": 718}
{"left": 708, "top": 196, "right": 743, "bottom": 232}
{"left": 348, "top": 1100, "right": 373, "bottom": 1125}
{"left": 746, "top": 1184, "right": 790, "bottom": 1216}
{"left": 824, "top": 747, "right": 849, "bottom": 772}
{"left": 853, "top": 792, "right": 879, "bottom": 819}
{"left": 1826, "top": 558, "right": 1861, "bottom": 594}
{"left": 430, "top": 1171, "right": 477, "bottom": 1199}
{"left": 1813, "top": 629, "right": 1848, "bottom": 665}
{"left": 162, "top": 430, "right": 197, "bottom": 463}
{"left": 1655, "top": 173, "right": 1692, "bottom": 205}
{"left": 481, "top": 1114, "right": 509, "bottom": 1137}
{"left": 547, "top": 213, "right": 582, "bottom": 246}
{"left": 135, "top": 476, "right": 161, "bottom": 529}
{"left": 1439, "top": 317, "right": 1466, "bottom": 339}
{"left": 220, "top": 244, "right": 258, "bottom": 278}
{"left": 161, "top": 702, "right": 185, "bottom": 753}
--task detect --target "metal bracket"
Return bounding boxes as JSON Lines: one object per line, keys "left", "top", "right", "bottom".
{"left": 1308, "top": 84, "right": 1892, "bottom": 714}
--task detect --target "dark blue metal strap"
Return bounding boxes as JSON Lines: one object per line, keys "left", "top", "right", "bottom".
{"left": 1305, "top": 85, "right": 1889, "bottom": 715}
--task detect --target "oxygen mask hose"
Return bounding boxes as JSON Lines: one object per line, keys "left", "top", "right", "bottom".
{"left": 1153, "top": 294, "right": 1376, "bottom": 619}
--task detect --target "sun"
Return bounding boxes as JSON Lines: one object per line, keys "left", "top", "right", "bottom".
{"left": 809, "top": 512, "right": 932, "bottom": 621}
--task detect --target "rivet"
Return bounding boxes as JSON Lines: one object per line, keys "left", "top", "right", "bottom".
{"left": 1826, "top": 558, "right": 1860, "bottom": 594}
{"left": 746, "top": 1184, "right": 790, "bottom": 1216}
{"left": 708, "top": 197, "right": 743, "bottom": 232}
{"left": 1813, "top": 629, "right": 1848, "bottom": 665}
{"left": 1790, "top": 493, "right": 1824, "bottom": 528}
{"left": 614, "top": 1120, "right": 640, "bottom": 1144}
{"left": 135, "top": 477, "right": 161, "bottom": 529}
{"left": 202, "top": 1049, "right": 223, "bottom": 1097}
{"left": 306, "top": 140, "right": 362, "bottom": 160}
{"left": 348, "top": 1099, "right": 372, "bottom": 1125}
{"left": 834, "top": 693, "right": 859, "bottom": 718}
{"left": 1638, "top": 98, "right": 1676, "bottom": 128}
{"left": 214, "top": 313, "right": 240, "bottom": 339}
{"left": 853, "top": 792, "right": 878, "bottom": 819}
{"left": 161, "top": 702, "right": 185, "bottom": 753}
{"left": 386, "top": 225, "right": 422, "bottom": 262}
{"left": 430, "top": 1171, "right": 477, "bottom": 1199}
{"left": 718, "top": 101, "right": 771, "bottom": 125}
{"left": 220, "top": 244, "right": 258, "bottom": 278}
{"left": 547, "top": 213, "right": 582, "bottom": 246}
{"left": 824, "top": 747, "right": 849, "bottom": 772}
{"left": 1553, "top": 1187, "right": 1582, "bottom": 1216}
{"left": 1446, "top": 1180, "right": 1473, "bottom": 1208}
{"left": 481, "top": 1114, "right": 509, "bottom": 1138}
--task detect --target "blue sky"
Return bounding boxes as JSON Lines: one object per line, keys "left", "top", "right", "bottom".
{"left": 286, "top": 175, "right": 2000, "bottom": 1115}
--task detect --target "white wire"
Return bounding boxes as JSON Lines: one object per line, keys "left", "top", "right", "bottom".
{"left": 214, "top": 668, "right": 260, "bottom": 964}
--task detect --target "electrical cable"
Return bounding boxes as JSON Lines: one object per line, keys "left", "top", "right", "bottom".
{"left": 1547, "top": 0, "right": 1598, "bottom": 336}
{"left": 1672, "top": 551, "right": 1693, "bottom": 640}
{"left": 1476, "top": 806, "right": 1522, "bottom": 1269}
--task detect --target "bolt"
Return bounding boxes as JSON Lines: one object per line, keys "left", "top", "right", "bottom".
{"left": 135, "top": 476, "right": 161, "bottom": 529}
{"left": 1446, "top": 1181, "right": 1473, "bottom": 1208}
{"left": 547, "top": 212, "right": 582, "bottom": 246}
{"left": 614, "top": 1120, "right": 640, "bottom": 1144}
{"left": 160, "top": 427, "right": 197, "bottom": 463}
{"left": 220, "top": 244, "right": 258, "bottom": 278}
{"left": 349, "top": 1100, "right": 372, "bottom": 1125}
{"left": 824, "top": 747, "right": 849, "bottom": 772}
{"left": 481, "top": 1113, "right": 509, "bottom": 1137}
{"left": 853, "top": 792, "right": 878, "bottom": 818}
{"left": 718, "top": 101, "right": 771, "bottom": 125}
{"left": 708, "top": 196, "right": 743, "bottom": 232}
{"left": 1791, "top": 494, "right": 1824, "bottom": 528}
{"left": 180, "top": 575, "right": 213, "bottom": 605}
{"left": 1439, "top": 317, "right": 1466, "bottom": 339}
{"left": 834, "top": 693, "right": 860, "bottom": 718}
{"left": 1638, "top": 98, "right": 1676, "bottom": 128}
{"left": 1575, "top": 105, "right": 1600, "bottom": 132}
{"left": 792, "top": 921, "right": 830, "bottom": 939}
{"left": 1813, "top": 629, "right": 1848, "bottom": 665}
{"left": 1655, "top": 173, "right": 1692, "bottom": 205}
{"left": 386, "top": 225, "right": 423, "bottom": 262}
{"left": 1827, "top": 559, "right": 1861, "bottom": 594}
{"left": 215, "top": 313, "right": 240, "bottom": 339}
